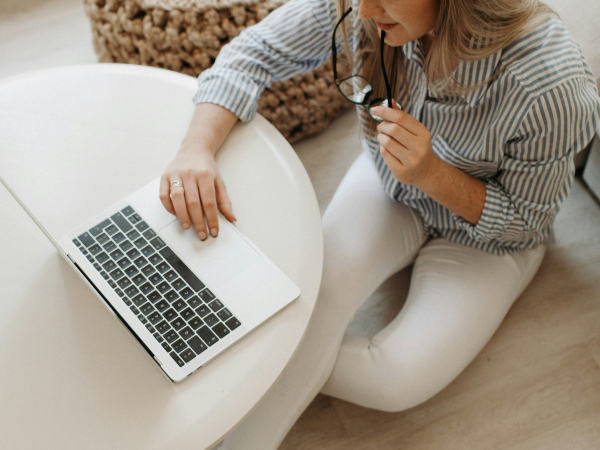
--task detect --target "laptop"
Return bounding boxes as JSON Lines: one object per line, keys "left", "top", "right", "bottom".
{"left": 54, "top": 177, "right": 300, "bottom": 383}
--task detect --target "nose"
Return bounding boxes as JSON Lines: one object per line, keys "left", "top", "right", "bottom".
{"left": 358, "top": 0, "right": 384, "bottom": 20}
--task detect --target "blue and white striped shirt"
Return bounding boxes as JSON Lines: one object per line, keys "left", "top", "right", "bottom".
{"left": 193, "top": 0, "right": 600, "bottom": 255}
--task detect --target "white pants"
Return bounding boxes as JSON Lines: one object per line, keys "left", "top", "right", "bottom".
{"left": 221, "top": 151, "right": 546, "bottom": 449}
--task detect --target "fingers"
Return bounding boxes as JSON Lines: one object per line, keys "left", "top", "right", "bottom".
{"left": 371, "top": 106, "right": 422, "bottom": 135}
{"left": 182, "top": 173, "right": 208, "bottom": 240}
{"left": 215, "top": 175, "right": 237, "bottom": 223}
{"left": 159, "top": 175, "right": 176, "bottom": 215}
{"left": 169, "top": 179, "right": 192, "bottom": 230}
{"left": 377, "top": 121, "right": 418, "bottom": 150}
{"left": 198, "top": 173, "right": 219, "bottom": 238}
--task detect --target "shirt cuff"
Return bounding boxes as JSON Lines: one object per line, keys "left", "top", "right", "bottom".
{"left": 451, "top": 180, "right": 513, "bottom": 242}
{"left": 192, "top": 68, "right": 266, "bottom": 122}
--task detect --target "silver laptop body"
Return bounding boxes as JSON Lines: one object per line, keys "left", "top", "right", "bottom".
{"left": 57, "top": 178, "right": 300, "bottom": 382}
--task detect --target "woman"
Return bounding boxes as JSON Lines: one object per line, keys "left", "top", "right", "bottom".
{"left": 160, "top": 0, "right": 600, "bottom": 445}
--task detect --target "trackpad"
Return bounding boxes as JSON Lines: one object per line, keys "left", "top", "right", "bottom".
{"left": 159, "top": 216, "right": 261, "bottom": 288}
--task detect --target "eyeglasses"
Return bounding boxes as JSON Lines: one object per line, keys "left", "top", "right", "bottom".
{"left": 332, "top": 7, "right": 398, "bottom": 122}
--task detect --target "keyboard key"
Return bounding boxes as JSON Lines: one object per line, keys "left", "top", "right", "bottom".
{"left": 142, "top": 264, "right": 156, "bottom": 277}
{"left": 172, "top": 299, "right": 187, "bottom": 312}
{"left": 199, "top": 289, "right": 215, "bottom": 303}
{"left": 148, "top": 273, "right": 163, "bottom": 285}
{"left": 103, "top": 241, "right": 117, "bottom": 253}
{"left": 102, "top": 260, "right": 117, "bottom": 273}
{"left": 109, "top": 249, "right": 124, "bottom": 261}
{"left": 148, "top": 253, "right": 162, "bottom": 265}
{"left": 179, "top": 287, "right": 194, "bottom": 300}
{"left": 93, "top": 262, "right": 102, "bottom": 271}
{"left": 124, "top": 266, "right": 139, "bottom": 277}
{"left": 119, "top": 240, "right": 133, "bottom": 252}
{"left": 131, "top": 274, "right": 146, "bottom": 286}
{"left": 136, "top": 221, "right": 149, "bottom": 232}
{"left": 162, "top": 342, "right": 172, "bottom": 352}
{"left": 113, "top": 232, "right": 126, "bottom": 244}
{"left": 140, "top": 282, "right": 154, "bottom": 295}
{"left": 126, "top": 248, "right": 140, "bottom": 260}
{"left": 179, "top": 326, "right": 194, "bottom": 340}
{"left": 163, "top": 308, "right": 177, "bottom": 322}
{"left": 89, "top": 244, "right": 102, "bottom": 255}
{"left": 126, "top": 229, "right": 140, "bottom": 241}
{"left": 130, "top": 306, "right": 140, "bottom": 315}
{"left": 171, "top": 278, "right": 186, "bottom": 291}
{"left": 148, "top": 312, "right": 162, "bottom": 325}
{"left": 180, "top": 307, "right": 195, "bottom": 321}
{"left": 156, "top": 281, "right": 170, "bottom": 294}
{"left": 122, "top": 297, "right": 132, "bottom": 306}
{"left": 121, "top": 206, "right": 135, "bottom": 216}
{"left": 147, "top": 291, "right": 161, "bottom": 303}
{"left": 100, "top": 271, "right": 109, "bottom": 280}
{"left": 129, "top": 213, "right": 141, "bottom": 224}
{"left": 204, "top": 313, "right": 218, "bottom": 327}
{"left": 89, "top": 219, "right": 111, "bottom": 236}
{"left": 187, "top": 336, "right": 207, "bottom": 355}
{"left": 150, "top": 236, "right": 166, "bottom": 250}
{"left": 188, "top": 316, "right": 203, "bottom": 330}
{"left": 132, "top": 294, "right": 146, "bottom": 306}
{"left": 212, "top": 322, "right": 230, "bottom": 339}
{"left": 117, "top": 277, "right": 132, "bottom": 289}
{"left": 140, "top": 303, "right": 155, "bottom": 316}
{"left": 225, "top": 317, "right": 241, "bottom": 331}
{"left": 195, "top": 304, "right": 211, "bottom": 318}
{"left": 164, "top": 270, "right": 177, "bottom": 282}
{"left": 159, "top": 246, "right": 205, "bottom": 292}
{"left": 180, "top": 348, "right": 196, "bottom": 363}
{"left": 133, "top": 237, "right": 147, "bottom": 249}
{"left": 197, "top": 326, "right": 218, "bottom": 346}
{"left": 164, "top": 290, "right": 180, "bottom": 303}
{"left": 78, "top": 232, "right": 95, "bottom": 247}
{"left": 172, "top": 339, "right": 187, "bottom": 353}
{"left": 80, "top": 248, "right": 89, "bottom": 255}
{"left": 133, "top": 256, "right": 148, "bottom": 268}
{"left": 217, "top": 308, "right": 232, "bottom": 321}
{"left": 208, "top": 299, "right": 224, "bottom": 312}
{"left": 187, "top": 296, "right": 202, "bottom": 309}
{"left": 143, "top": 229, "right": 157, "bottom": 240}
{"left": 156, "top": 262, "right": 170, "bottom": 274}
{"left": 155, "top": 299, "right": 169, "bottom": 313}
{"left": 109, "top": 268, "right": 125, "bottom": 281}
{"left": 170, "top": 351, "right": 185, "bottom": 367}
{"left": 124, "top": 286, "right": 139, "bottom": 298}
{"left": 171, "top": 318, "right": 186, "bottom": 331}
{"left": 96, "top": 233, "right": 109, "bottom": 245}
{"left": 140, "top": 245, "right": 155, "bottom": 257}
{"left": 164, "top": 330, "right": 178, "bottom": 343}
{"left": 105, "top": 224, "right": 119, "bottom": 236}
{"left": 110, "top": 212, "right": 132, "bottom": 232}
{"left": 72, "top": 238, "right": 82, "bottom": 247}
{"left": 117, "top": 257, "right": 132, "bottom": 269}
{"left": 155, "top": 320, "right": 170, "bottom": 334}
{"left": 145, "top": 323, "right": 155, "bottom": 333}
{"left": 86, "top": 255, "right": 95, "bottom": 263}
{"left": 153, "top": 332, "right": 164, "bottom": 343}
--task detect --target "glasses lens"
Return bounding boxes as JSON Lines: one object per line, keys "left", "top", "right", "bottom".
{"left": 338, "top": 76, "right": 372, "bottom": 104}
{"left": 368, "top": 98, "right": 389, "bottom": 122}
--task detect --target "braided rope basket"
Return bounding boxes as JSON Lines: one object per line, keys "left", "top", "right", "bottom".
{"left": 84, "top": 0, "right": 351, "bottom": 142}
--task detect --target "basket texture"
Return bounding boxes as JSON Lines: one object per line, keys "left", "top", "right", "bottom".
{"left": 84, "top": 0, "right": 351, "bottom": 142}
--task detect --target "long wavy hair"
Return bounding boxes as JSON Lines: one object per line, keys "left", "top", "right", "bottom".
{"left": 336, "top": 0, "right": 555, "bottom": 134}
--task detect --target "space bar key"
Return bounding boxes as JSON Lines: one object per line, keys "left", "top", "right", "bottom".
{"left": 159, "top": 247, "right": 206, "bottom": 292}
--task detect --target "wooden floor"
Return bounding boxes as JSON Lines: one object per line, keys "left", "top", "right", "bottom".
{"left": 2, "top": 1, "right": 600, "bottom": 448}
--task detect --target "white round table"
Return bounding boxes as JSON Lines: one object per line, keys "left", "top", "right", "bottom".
{"left": 0, "top": 64, "right": 323, "bottom": 449}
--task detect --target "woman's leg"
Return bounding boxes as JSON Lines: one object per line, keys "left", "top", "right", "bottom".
{"left": 322, "top": 237, "right": 546, "bottom": 411}
{"left": 220, "top": 151, "right": 428, "bottom": 449}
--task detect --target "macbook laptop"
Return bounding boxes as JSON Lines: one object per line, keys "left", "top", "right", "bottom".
{"left": 53, "top": 177, "right": 300, "bottom": 382}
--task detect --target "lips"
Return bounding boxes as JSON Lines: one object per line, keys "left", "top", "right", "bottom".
{"left": 375, "top": 21, "right": 398, "bottom": 31}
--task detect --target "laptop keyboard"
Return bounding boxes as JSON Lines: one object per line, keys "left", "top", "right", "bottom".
{"left": 72, "top": 205, "right": 242, "bottom": 368}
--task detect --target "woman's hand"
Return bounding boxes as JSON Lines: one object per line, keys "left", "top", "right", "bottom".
{"left": 371, "top": 101, "right": 442, "bottom": 192}
{"left": 160, "top": 145, "right": 237, "bottom": 241}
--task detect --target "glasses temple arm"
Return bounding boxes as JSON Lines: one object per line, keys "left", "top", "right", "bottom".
{"left": 332, "top": 7, "right": 353, "bottom": 82}
{"left": 380, "top": 30, "right": 393, "bottom": 107}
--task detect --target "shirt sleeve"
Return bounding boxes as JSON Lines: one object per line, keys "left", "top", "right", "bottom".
{"left": 453, "top": 76, "right": 600, "bottom": 244}
{"left": 192, "top": 0, "right": 342, "bottom": 122}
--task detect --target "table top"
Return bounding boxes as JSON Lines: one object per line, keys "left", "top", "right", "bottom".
{"left": 0, "top": 64, "right": 323, "bottom": 450}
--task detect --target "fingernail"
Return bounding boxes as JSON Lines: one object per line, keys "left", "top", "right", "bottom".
{"left": 210, "top": 228, "right": 218, "bottom": 237}
{"left": 183, "top": 222, "right": 190, "bottom": 229}
{"left": 198, "top": 231, "right": 207, "bottom": 240}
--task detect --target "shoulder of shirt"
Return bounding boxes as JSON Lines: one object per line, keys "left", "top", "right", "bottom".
{"left": 500, "top": 14, "right": 594, "bottom": 99}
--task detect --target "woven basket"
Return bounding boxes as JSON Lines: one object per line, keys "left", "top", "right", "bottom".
{"left": 84, "top": 0, "right": 351, "bottom": 142}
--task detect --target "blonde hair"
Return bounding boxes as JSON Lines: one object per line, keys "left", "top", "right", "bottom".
{"left": 336, "top": 0, "right": 555, "bottom": 134}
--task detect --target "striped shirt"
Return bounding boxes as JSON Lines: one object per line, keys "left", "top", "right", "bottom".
{"left": 193, "top": 0, "right": 600, "bottom": 255}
